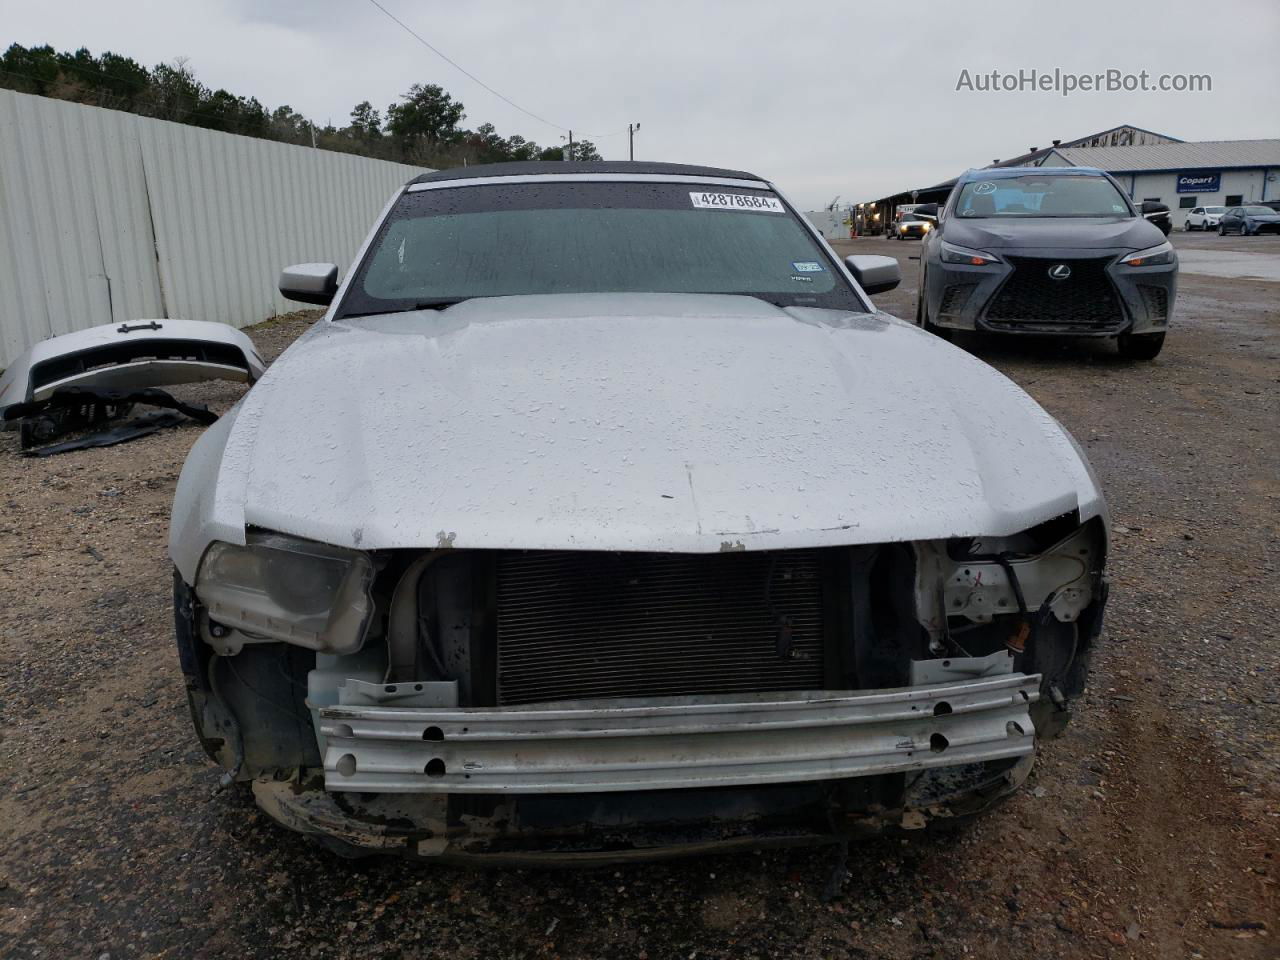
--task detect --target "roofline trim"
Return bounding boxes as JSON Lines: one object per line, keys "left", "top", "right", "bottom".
{"left": 407, "top": 173, "right": 773, "bottom": 192}
{"left": 961, "top": 166, "right": 1109, "bottom": 178}
{"left": 1063, "top": 163, "right": 1279, "bottom": 174}
{"left": 1061, "top": 123, "right": 1185, "bottom": 145}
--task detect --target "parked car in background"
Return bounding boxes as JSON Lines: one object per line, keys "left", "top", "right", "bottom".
{"left": 914, "top": 166, "right": 1176, "bottom": 360}
{"left": 1184, "top": 205, "right": 1226, "bottom": 230}
{"left": 892, "top": 212, "right": 931, "bottom": 240}
{"left": 1218, "top": 205, "right": 1280, "bottom": 236}
{"left": 170, "top": 160, "right": 1109, "bottom": 861}
{"left": 1140, "top": 202, "right": 1172, "bottom": 236}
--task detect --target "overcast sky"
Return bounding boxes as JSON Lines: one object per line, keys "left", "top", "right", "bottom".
{"left": 5, "top": 0, "right": 1279, "bottom": 208}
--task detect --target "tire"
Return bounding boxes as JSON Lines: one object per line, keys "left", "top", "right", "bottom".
{"left": 1117, "top": 331, "right": 1165, "bottom": 360}
{"left": 1218, "top": 224, "right": 1227, "bottom": 236}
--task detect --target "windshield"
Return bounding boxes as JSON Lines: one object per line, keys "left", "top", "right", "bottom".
{"left": 1243, "top": 206, "right": 1275, "bottom": 215}
{"left": 1205, "top": 206, "right": 1225, "bottom": 214}
{"left": 954, "top": 175, "right": 1131, "bottom": 218}
{"left": 336, "top": 181, "right": 863, "bottom": 318}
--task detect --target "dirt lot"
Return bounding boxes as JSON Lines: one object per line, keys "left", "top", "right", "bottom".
{"left": 1, "top": 231, "right": 1276, "bottom": 959}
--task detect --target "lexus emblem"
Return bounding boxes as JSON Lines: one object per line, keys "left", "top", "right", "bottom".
{"left": 1048, "top": 264, "right": 1072, "bottom": 280}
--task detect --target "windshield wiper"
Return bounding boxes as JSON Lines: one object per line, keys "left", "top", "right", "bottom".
{"left": 341, "top": 298, "right": 467, "bottom": 319}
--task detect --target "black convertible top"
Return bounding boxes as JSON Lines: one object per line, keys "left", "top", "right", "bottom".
{"left": 408, "top": 161, "right": 766, "bottom": 185}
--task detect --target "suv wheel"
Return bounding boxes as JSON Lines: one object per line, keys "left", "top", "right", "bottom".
{"left": 1117, "top": 332, "right": 1165, "bottom": 361}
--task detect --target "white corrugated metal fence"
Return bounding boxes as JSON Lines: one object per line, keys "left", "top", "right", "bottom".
{"left": 0, "top": 89, "right": 428, "bottom": 367}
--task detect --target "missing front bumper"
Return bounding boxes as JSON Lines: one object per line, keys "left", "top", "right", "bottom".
{"left": 319, "top": 674, "right": 1040, "bottom": 794}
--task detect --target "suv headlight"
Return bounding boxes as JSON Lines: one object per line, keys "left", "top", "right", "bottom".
{"left": 1119, "top": 241, "right": 1175, "bottom": 267}
{"left": 195, "top": 532, "right": 375, "bottom": 654}
{"left": 940, "top": 240, "right": 1000, "bottom": 265}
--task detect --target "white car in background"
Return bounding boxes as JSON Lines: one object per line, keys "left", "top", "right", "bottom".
{"left": 1184, "top": 205, "right": 1225, "bottom": 231}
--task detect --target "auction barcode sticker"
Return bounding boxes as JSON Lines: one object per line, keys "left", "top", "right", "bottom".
{"left": 689, "top": 191, "right": 785, "bottom": 213}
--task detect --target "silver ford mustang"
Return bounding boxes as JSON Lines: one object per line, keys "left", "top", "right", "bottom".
{"left": 169, "top": 161, "right": 1109, "bottom": 861}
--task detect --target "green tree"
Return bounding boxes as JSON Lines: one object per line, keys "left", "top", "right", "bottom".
{"left": 269, "top": 105, "right": 310, "bottom": 144}
{"left": 0, "top": 45, "right": 590, "bottom": 169}
{"left": 386, "top": 83, "right": 465, "bottom": 160}
{"left": 347, "top": 100, "right": 382, "bottom": 140}
{"left": 569, "top": 139, "right": 602, "bottom": 161}
{"left": 145, "top": 59, "right": 205, "bottom": 122}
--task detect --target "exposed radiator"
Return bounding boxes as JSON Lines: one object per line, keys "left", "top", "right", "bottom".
{"left": 495, "top": 550, "right": 827, "bottom": 705}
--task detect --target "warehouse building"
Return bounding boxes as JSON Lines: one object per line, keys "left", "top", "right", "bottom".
{"left": 1037, "top": 139, "right": 1280, "bottom": 229}
{"left": 863, "top": 126, "right": 1280, "bottom": 232}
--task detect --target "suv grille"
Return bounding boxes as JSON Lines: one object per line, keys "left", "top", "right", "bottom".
{"left": 984, "top": 256, "right": 1125, "bottom": 331}
{"left": 495, "top": 550, "right": 827, "bottom": 705}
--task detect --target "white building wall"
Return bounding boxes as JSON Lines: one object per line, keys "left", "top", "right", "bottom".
{"left": 804, "top": 209, "right": 852, "bottom": 241}
{"left": 0, "top": 90, "right": 429, "bottom": 367}
{"left": 1120, "top": 170, "right": 1270, "bottom": 228}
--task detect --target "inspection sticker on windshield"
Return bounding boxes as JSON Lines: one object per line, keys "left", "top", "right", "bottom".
{"left": 689, "top": 191, "right": 785, "bottom": 213}
{"left": 791, "top": 261, "right": 824, "bottom": 273}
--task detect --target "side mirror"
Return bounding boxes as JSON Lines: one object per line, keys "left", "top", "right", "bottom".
{"left": 913, "top": 202, "right": 940, "bottom": 221}
{"left": 280, "top": 263, "right": 339, "bottom": 305}
{"left": 844, "top": 255, "right": 901, "bottom": 296}
{"left": 1140, "top": 201, "right": 1169, "bottom": 215}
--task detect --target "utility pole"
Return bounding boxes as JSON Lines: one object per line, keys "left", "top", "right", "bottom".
{"left": 565, "top": 130, "right": 573, "bottom": 162}
{"left": 628, "top": 122, "right": 641, "bottom": 161}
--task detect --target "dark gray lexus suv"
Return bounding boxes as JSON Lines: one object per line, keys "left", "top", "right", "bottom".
{"left": 914, "top": 167, "right": 1176, "bottom": 360}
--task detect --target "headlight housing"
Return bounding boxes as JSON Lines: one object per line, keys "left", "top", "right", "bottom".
{"left": 195, "top": 532, "right": 375, "bottom": 654}
{"left": 1119, "top": 241, "right": 1175, "bottom": 267}
{"left": 940, "top": 240, "right": 1000, "bottom": 266}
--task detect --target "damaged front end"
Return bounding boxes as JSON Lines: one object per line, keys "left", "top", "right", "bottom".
{"left": 173, "top": 514, "right": 1107, "bottom": 861}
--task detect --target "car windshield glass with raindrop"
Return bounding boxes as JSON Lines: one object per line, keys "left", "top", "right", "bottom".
{"left": 955, "top": 175, "right": 1132, "bottom": 219}
{"left": 335, "top": 181, "right": 863, "bottom": 318}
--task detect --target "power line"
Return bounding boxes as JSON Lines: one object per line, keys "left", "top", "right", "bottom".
{"left": 364, "top": 0, "right": 628, "bottom": 142}
{"left": 4, "top": 37, "right": 631, "bottom": 146}
{"left": 365, "top": 0, "right": 571, "bottom": 133}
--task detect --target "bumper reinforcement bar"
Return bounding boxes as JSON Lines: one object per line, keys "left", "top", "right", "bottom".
{"left": 318, "top": 673, "right": 1040, "bottom": 794}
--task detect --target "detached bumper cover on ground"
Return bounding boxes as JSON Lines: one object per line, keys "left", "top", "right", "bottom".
{"left": 320, "top": 675, "right": 1039, "bottom": 794}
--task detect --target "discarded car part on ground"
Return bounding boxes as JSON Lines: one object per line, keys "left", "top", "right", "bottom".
{"left": 0, "top": 318, "right": 265, "bottom": 422}
{"left": 23, "top": 411, "right": 190, "bottom": 457}
{"left": 170, "top": 160, "right": 1110, "bottom": 860}
{"left": 5, "top": 386, "right": 218, "bottom": 456}
{"left": 915, "top": 166, "right": 1177, "bottom": 360}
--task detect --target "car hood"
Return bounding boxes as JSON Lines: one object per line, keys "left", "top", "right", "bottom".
{"left": 171, "top": 293, "right": 1103, "bottom": 571}
{"left": 942, "top": 216, "right": 1164, "bottom": 251}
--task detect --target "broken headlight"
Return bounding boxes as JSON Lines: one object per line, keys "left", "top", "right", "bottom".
{"left": 195, "top": 532, "right": 374, "bottom": 654}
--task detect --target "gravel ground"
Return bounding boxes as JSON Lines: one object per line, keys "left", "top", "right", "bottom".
{"left": 1, "top": 230, "right": 1276, "bottom": 958}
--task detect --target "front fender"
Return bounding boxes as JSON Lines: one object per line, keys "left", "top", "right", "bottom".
{"left": 168, "top": 400, "right": 249, "bottom": 582}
